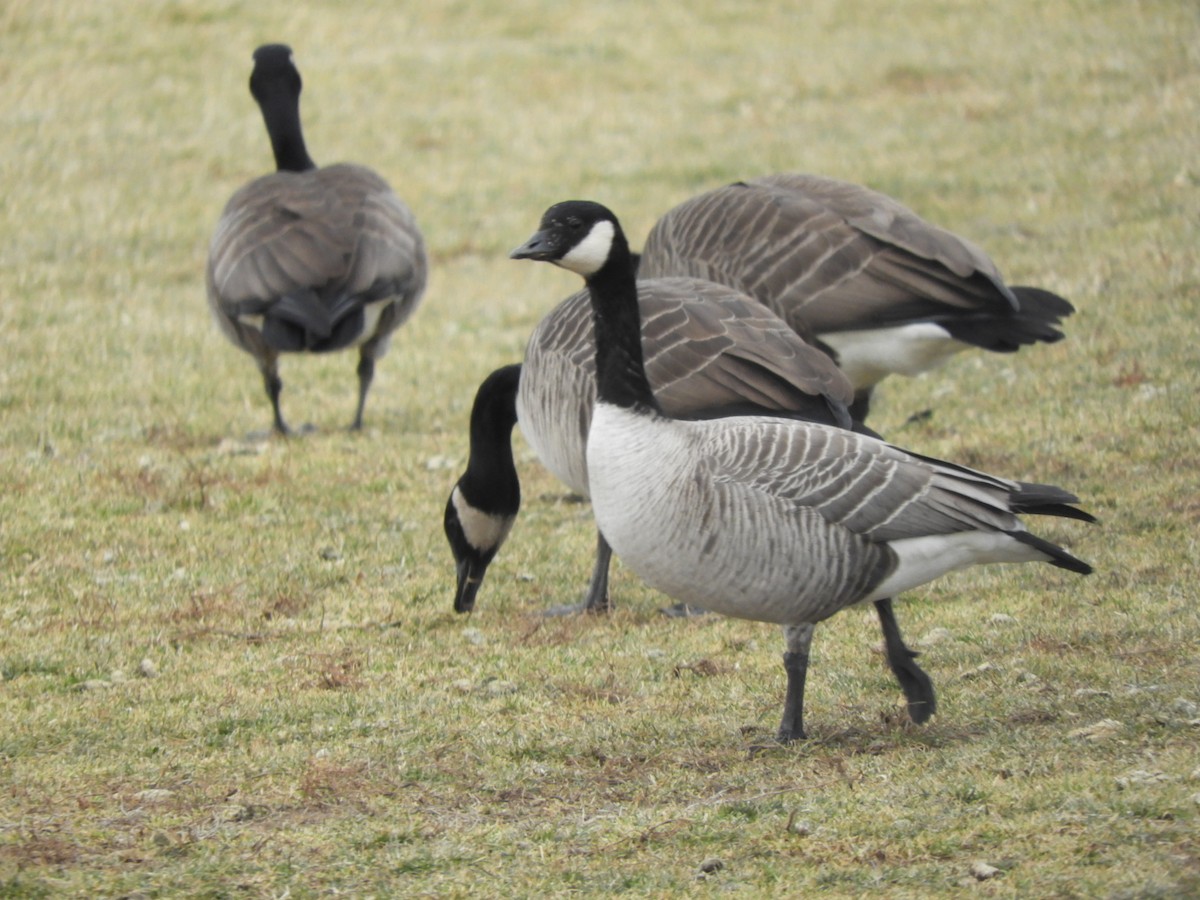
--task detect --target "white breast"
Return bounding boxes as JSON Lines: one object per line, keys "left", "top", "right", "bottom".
{"left": 585, "top": 404, "right": 877, "bottom": 626}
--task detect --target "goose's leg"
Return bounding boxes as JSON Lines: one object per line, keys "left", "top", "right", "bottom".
{"left": 581, "top": 530, "right": 613, "bottom": 613}
{"left": 257, "top": 353, "right": 290, "bottom": 436}
{"left": 874, "top": 598, "right": 937, "bottom": 724}
{"left": 777, "top": 623, "right": 815, "bottom": 743}
{"left": 542, "top": 529, "right": 612, "bottom": 616}
{"left": 351, "top": 350, "right": 375, "bottom": 431}
{"left": 847, "top": 388, "right": 873, "bottom": 424}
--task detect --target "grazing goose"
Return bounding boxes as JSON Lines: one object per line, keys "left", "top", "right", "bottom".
{"left": 511, "top": 200, "right": 1094, "bottom": 742}
{"left": 447, "top": 278, "right": 852, "bottom": 615}
{"left": 206, "top": 44, "right": 428, "bottom": 433}
{"left": 444, "top": 279, "right": 940, "bottom": 723}
{"left": 638, "top": 173, "right": 1075, "bottom": 420}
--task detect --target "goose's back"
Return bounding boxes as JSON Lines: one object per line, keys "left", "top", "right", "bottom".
{"left": 639, "top": 173, "right": 1016, "bottom": 337}
{"left": 206, "top": 163, "right": 427, "bottom": 346}
{"left": 517, "top": 277, "right": 854, "bottom": 498}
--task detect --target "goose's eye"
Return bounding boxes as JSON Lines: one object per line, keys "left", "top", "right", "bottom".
{"left": 565, "top": 217, "right": 583, "bottom": 231}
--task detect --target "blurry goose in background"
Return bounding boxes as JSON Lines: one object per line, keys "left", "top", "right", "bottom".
{"left": 443, "top": 278, "right": 941, "bottom": 724}
{"left": 638, "top": 173, "right": 1075, "bottom": 421}
{"left": 511, "top": 200, "right": 1094, "bottom": 743}
{"left": 206, "top": 44, "right": 427, "bottom": 434}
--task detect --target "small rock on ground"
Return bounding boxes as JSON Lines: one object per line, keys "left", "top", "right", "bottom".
{"left": 697, "top": 857, "right": 724, "bottom": 876}
{"left": 134, "top": 789, "right": 175, "bottom": 804}
{"left": 1068, "top": 719, "right": 1123, "bottom": 742}
{"left": 970, "top": 861, "right": 1001, "bottom": 880}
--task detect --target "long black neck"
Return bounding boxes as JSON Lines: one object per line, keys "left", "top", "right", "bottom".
{"left": 256, "top": 82, "right": 316, "bottom": 173}
{"left": 460, "top": 364, "right": 521, "bottom": 515}
{"left": 587, "top": 234, "right": 659, "bottom": 413}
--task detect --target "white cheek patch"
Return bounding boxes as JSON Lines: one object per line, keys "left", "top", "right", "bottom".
{"left": 451, "top": 487, "right": 515, "bottom": 552}
{"left": 557, "top": 220, "right": 614, "bottom": 276}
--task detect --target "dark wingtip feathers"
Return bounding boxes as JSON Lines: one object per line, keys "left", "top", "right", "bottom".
{"left": 1009, "top": 530, "right": 1094, "bottom": 576}
{"left": 1011, "top": 286, "right": 1076, "bottom": 319}
{"left": 940, "top": 285, "right": 1076, "bottom": 353}
{"left": 1011, "top": 482, "right": 1098, "bottom": 524}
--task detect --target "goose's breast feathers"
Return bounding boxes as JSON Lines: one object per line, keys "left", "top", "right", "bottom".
{"left": 584, "top": 407, "right": 893, "bottom": 623}
{"left": 585, "top": 407, "right": 1037, "bottom": 624}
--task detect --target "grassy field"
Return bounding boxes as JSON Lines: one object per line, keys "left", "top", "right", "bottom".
{"left": 2, "top": 0, "right": 1198, "bottom": 895}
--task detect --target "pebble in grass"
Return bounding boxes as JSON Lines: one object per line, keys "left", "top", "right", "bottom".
{"left": 785, "top": 813, "right": 813, "bottom": 836}
{"left": 917, "top": 627, "right": 954, "bottom": 648}
{"left": 1116, "top": 770, "right": 1176, "bottom": 789}
{"left": 961, "top": 662, "right": 999, "bottom": 680}
{"left": 217, "top": 804, "right": 253, "bottom": 823}
{"left": 452, "top": 677, "right": 518, "bottom": 696}
{"left": 484, "top": 678, "right": 518, "bottom": 696}
{"left": 134, "top": 789, "right": 175, "bottom": 805}
{"left": 76, "top": 679, "right": 112, "bottom": 692}
{"left": 697, "top": 858, "right": 724, "bottom": 880}
{"left": 969, "top": 861, "right": 1002, "bottom": 881}
{"left": 1068, "top": 719, "right": 1123, "bottom": 742}
{"left": 1169, "top": 697, "right": 1199, "bottom": 721}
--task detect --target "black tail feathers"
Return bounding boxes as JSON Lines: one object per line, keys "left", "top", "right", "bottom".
{"left": 1009, "top": 529, "right": 1093, "bottom": 575}
{"left": 942, "top": 285, "right": 1075, "bottom": 353}
{"left": 1011, "top": 481, "right": 1097, "bottom": 524}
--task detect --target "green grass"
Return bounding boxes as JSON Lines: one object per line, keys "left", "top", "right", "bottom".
{"left": 2, "top": 0, "right": 1199, "bottom": 895}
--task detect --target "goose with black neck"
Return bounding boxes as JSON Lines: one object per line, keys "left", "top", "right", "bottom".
{"left": 206, "top": 44, "right": 427, "bottom": 434}
{"left": 511, "top": 200, "right": 1095, "bottom": 744}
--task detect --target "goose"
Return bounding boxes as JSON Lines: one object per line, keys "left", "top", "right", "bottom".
{"left": 638, "top": 173, "right": 1075, "bottom": 420}
{"left": 443, "top": 279, "right": 941, "bottom": 724}
{"left": 511, "top": 200, "right": 1094, "bottom": 742}
{"left": 206, "top": 44, "right": 428, "bottom": 434}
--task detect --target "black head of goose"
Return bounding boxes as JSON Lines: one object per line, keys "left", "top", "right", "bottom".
{"left": 443, "top": 277, "right": 943, "bottom": 723}
{"left": 512, "top": 200, "right": 1095, "bottom": 744}
{"left": 444, "top": 363, "right": 521, "bottom": 615}
{"left": 206, "top": 44, "right": 428, "bottom": 434}
{"left": 637, "top": 174, "right": 1076, "bottom": 421}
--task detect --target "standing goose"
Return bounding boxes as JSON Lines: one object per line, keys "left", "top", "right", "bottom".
{"left": 443, "top": 280, "right": 940, "bottom": 723}
{"left": 638, "top": 174, "right": 1075, "bottom": 419}
{"left": 512, "top": 200, "right": 1094, "bottom": 742}
{"left": 206, "top": 44, "right": 428, "bottom": 434}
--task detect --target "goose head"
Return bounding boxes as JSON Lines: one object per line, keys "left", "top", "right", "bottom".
{"left": 443, "top": 364, "right": 522, "bottom": 614}
{"left": 250, "top": 43, "right": 302, "bottom": 108}
{"left": 510, "top": 201, "right": 627, "bottom": 278}
{"left": 444, "top": 488, "right": 515, "bottom": 614}
{"left": 249, "top": 43, "right": 314, "bottom": 173}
